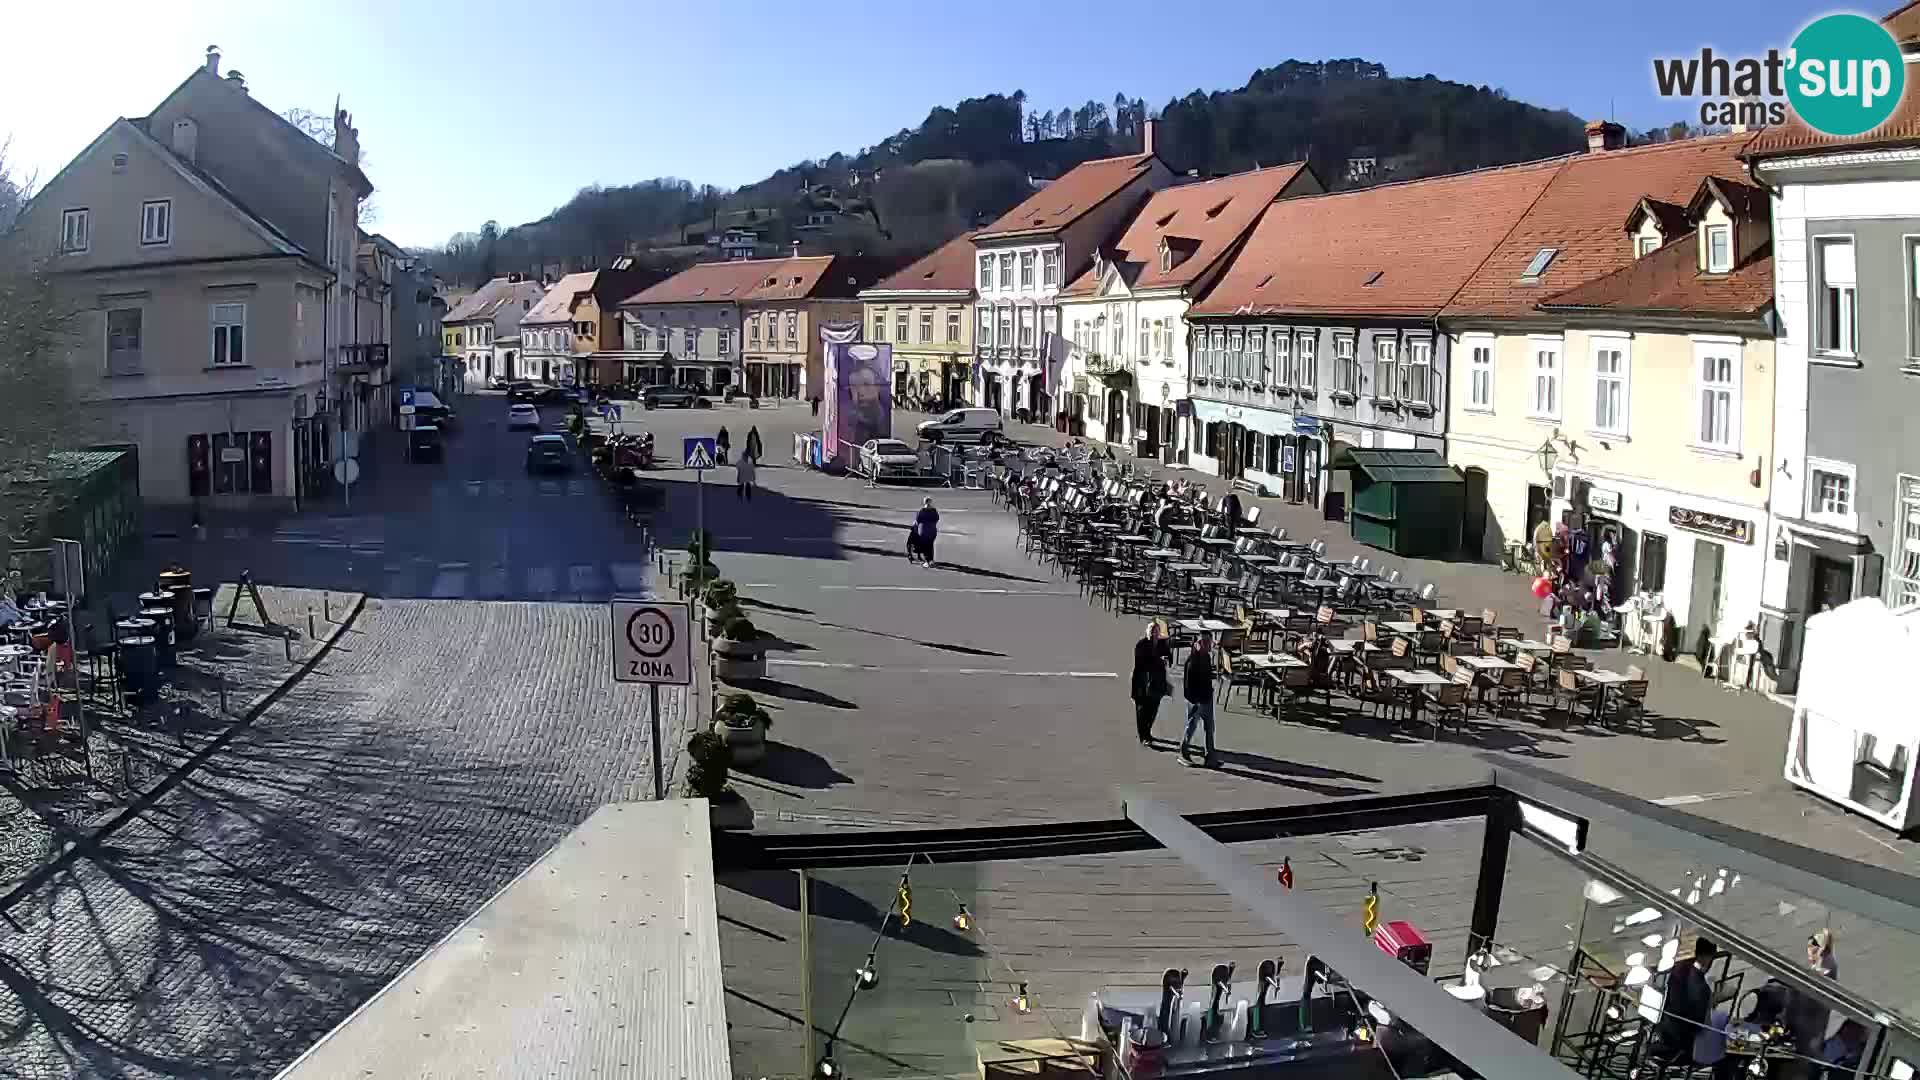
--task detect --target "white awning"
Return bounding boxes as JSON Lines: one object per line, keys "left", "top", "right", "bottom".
{"left": 1189, "top": 398, "right": 1295, "bottom": 438}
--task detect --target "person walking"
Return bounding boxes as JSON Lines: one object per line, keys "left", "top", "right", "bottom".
{"left": 1179, "top": 633, "right": 1218, "bottom": 767}
{"left": 1131, "top": 621, "right": 1173, "bottom": 746}
{"left": 1220, "top": 490, "right": 1243, "bottom": 536}
{"left": 715, "top": 426, "right": 731, "bottom": 465}
{"left": 744, "top": 425, "right": 763, "bottom": 463}
{"left": 810, "top": 396, "right": 820, "bottom": 416}
{"left": 912, "top": 497, "right": 940, "bottom": 568}
{"left": 735, "top": 451, "right": 757, "bottom": 501}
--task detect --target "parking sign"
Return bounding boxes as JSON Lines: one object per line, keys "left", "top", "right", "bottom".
{"left": 610, "top": 599, "right": 692, "bottom": 685}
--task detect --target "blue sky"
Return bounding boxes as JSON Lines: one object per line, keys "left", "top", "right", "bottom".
{"left": 4, "top": 0, "right": 1838, "bottom": 249}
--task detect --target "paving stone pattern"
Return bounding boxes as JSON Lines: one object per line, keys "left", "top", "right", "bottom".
{"left": 0, "top": 585, "right": 357, "bottom": 892}
{"left": 0, "top": 598, "right": 687, "bottom": 1079}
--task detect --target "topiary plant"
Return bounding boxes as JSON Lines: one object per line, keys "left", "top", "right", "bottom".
{"left": 717, "top": 692, "right": 771, "bottom": 729}
{"left": 683, "top": 730, "right": 734, "bottom": 799}
{"left": 720, "top": 615, "right": 757, "bottom": 641}
{"left": 703, "top": 579, "right": 738, "bottom": 609}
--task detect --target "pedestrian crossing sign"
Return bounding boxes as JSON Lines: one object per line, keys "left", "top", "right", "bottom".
{"left": 683, "top": 436, "right": 717, "bottom": 470}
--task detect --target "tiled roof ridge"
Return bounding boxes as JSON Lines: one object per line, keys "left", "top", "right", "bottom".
{"left": 1263, "top": 152, "right": 1572, "bottom": 210}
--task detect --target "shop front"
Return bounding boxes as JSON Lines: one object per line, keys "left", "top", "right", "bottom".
{"left": 1189, "top": 398, "right": 1299, "bottom": 495}
{"left": 1553, "top": 471, "right": 1765, "bottom": 666}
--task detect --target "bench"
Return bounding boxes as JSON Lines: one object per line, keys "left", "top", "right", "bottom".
{"left": 1232, "top": 476, "right": 1266, "bottom": 497}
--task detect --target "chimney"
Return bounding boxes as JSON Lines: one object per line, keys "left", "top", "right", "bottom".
{"left": 204, "top": 45, "right": 220, "bottom": 76}
{"left": 225, "top": 69, "right": 247, "bottom": 94}
{"left": 1142, "top": 118, "right": 1158, "bottom": 157}
{"left": 171, "top": 118, "right": 198, "bottom": 163}
{"left": 1585, "top": 120, "right": 1626, "bottom": 152}
{"left": 334, "top": 106, "right": 360, "bottom": 167}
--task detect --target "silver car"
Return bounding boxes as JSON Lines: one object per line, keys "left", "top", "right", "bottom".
{"left": 859, "top": 438, "right": 921, "bottom": 477}
{"left": 915, "top": 407, "right": 1003, "bottom": 445}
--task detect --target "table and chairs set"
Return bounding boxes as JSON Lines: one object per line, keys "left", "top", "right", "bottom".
{"left": 996, "top": 463, "right": 1658, "bottom": 741}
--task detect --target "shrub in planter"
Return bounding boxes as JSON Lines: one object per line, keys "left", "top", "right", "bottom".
{"left": 684, "top": 730, "right": 753, "bottom": 830}
{"left": 713, "top": 615, "right": 767, "bottom": 683}
{"left": 713, "top": 692, "right": 772, "bottom": 768}
{"left": 703, "top": 579, "right": 738, "bottom": 614}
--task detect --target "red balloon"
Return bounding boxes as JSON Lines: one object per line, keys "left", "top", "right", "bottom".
{"left": 1531, "top": 577, "right": 1553, "bottom": 599}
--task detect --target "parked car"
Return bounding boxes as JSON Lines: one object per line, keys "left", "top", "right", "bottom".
{"left": 506, "top": 381, "right": 538, "bottom": 402}
{"left": 859, "top": 438, "right": 921, "bottom": 478}
{"left": 529, "top": 385, "right": 573, "bottom": 405}
{"left": 915, "top": 407, "right": 1003, "bottom": 445}
{"left": 507, "top": 403, "right": 541, "bottom": 431}
{"left": 408, "top": 389, "right": 456, "bottom": 428}
{"left": 487, "top": 376, "right": 509, "bottom": 390}
{"left": 525, "top": 434, "right": 572, "bottom": 474}
{"left": 409, "top": 424, "right": 444, "bottom": 461}
{"left": 642, "top": 385, "right": 705, "bottom": 409}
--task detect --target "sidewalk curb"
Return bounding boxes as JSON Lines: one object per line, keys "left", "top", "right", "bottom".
{"left": 0, "top": 591, "right": 370, "bottom": 923}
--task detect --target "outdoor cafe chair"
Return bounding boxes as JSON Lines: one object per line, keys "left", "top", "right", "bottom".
{"left": 1417, "top": 582, "right": 1438, "bottom": 603}
{"left": 1422, "top": 682, "right": 1470, "bottom": 740}
{"left": 1417, "top": 630, "right": 1447, "bottom": 667}
{"left": 1513, "top": 651, "right": 1543, "bottom": 706}
{"left": 1270, "top": 665, "right": 1317, "bottom": 719}
{"left": 1554, "top": 669, "right": 1599, "bottom": 724}
{"left": 1613, "top": 678, "right": 1651, "bottom": 732}
{"left": 1489, "top": 667, "right": 1529, "bottom": 719}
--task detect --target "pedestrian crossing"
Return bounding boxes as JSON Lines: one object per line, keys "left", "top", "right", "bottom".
{"left": 376, "top": 561, "right": 655, "bottom": 601}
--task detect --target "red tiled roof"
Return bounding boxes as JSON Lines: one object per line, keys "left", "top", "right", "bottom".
{"left": 1059, "top": 163, "right": 1312, "bottom": 297}
{"left": 1443, "top": 133, "right": 1753, "bottom": 318}
{"left": 1537, "top": 234, "right": 1773, "bottom": 316}
{"left": 1744, "top": 5, "right": 1920, "bottom": 157}
{"left": 973, "top": 154, "right": 1157, "bottom": 240}
{"left": 521, "top": 271, "right": 597, "bottom": 325}
{"left": 444, "top": 276, "right": 547, "bottom": 323}
{"left": 1189, "top": 159, "right": 1563, "bottom": 318}
{"left": 864, "top": 231, "right": 979, "bottom": 294}
{"left": 620, "top": 255, "right": 857, "bottom": 306}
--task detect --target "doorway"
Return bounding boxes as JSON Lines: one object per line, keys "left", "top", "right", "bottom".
{"left": 1525, "top": 484, "right": 1550, "bottom": 548}
{"left": 1808, "top": 555, "right": 1854, "bottom": 616}
{"left": 1688, "top": 539, "right": 1726, "bottom": 652}
{"left": 1463, "top": 467, "right": 1489, "bottom": 559}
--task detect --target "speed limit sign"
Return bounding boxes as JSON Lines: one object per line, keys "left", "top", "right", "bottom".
{"left": 610, "top": 599, "right": 692, "bottom": 684}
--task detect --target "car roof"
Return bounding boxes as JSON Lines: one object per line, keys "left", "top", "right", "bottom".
{"left": 414, "top": 423, "right": 440, "bottom": 432}
{"left": 510, "top": 401, "right": 537, "bottom": 408}
{"left": 530, "top": 434, "right": 566, "bottom": 443}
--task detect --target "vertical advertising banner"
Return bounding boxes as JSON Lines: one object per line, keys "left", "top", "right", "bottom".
{"left": 820, "top": 323, "right": 892, "bottom": 468}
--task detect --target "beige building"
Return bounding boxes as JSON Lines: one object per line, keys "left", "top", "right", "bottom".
{"left": 858, "top": 231, "right": 977, "bottom": 406}
{"left": 1443, "top": 130, "right": 1776, "bottom": 656}
{"left": 20, "top": 49, "right": 370, "bottom": 506}
{"left": 446, "top": 275, "right": 546, "bottom": 386}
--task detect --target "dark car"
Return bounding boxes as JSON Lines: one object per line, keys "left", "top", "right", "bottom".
{"left": 409, "top": 424, "right": 444, "bottom": 461}
{"left": 642, "top": 385, "right": 704, "bottom": 409}
{"left": 506, "top": 381, "right": 538, "bottom": 402}
{"left": 530, "top": 385, "right": 573, "bottom": 405}
{"left": 525, "top": 434, "right": 572, "bottom": 474}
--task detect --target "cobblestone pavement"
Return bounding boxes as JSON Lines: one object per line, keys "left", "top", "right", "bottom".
{"left": 0, "top": 585, "right": 358, "bottom": 893}
{"left": 0, "top": 598, "right": 686, "bottom": 1078}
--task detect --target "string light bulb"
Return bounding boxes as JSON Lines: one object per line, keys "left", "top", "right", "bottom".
{"left": 1747, "top": 1058, "right": 1765, "bottom": 1077}
{"left": 1011, "top": 982, "right": 1031, "bottom": 1014}
{"left": 952, "top": 905, "right": 973, "bottom": 932}
{"left": 1350, "top": 1023, "right": 1372, "bottom": 1043}
{"left": 815, "top": 1053, "right": 838, "bottom": 1078}
{"left": 855, "top": 954, "right": 878, "bottom": 990}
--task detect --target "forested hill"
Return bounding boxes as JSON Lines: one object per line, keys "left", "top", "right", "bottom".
{"left": 426, "top": 59, "right": 1591, "bottom": 287}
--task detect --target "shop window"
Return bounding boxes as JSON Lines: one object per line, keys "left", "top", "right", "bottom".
{"left": 209, "top": 431, "right": 272, "bottom": 495}
{"left": 1894, "top": 476, "right": 1920, "bottom": 607}
{"left": 1814, "top": 236, "right": 1856, "bottom": 357}
{"left": 1639, "top": 532, "right": 1669, "bottom": 595}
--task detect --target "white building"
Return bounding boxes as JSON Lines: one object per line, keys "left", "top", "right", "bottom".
{"left": 446, "top": 275, "right": 546, "bottom": 387}
{"left": 1055, "top": 163, "right": 1319, "bottom": 459}
{"left": 970, "top": 125, "right": 1171, "bottom": 423}
{"left": 1746, "top": 21, "right": 1920, "bottom": 691}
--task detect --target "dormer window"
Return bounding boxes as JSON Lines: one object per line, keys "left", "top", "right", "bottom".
{"left": 1636, "top": 235, "right": 1660, "bottom": 258}
{"left": 1705, "top": 224, "right": 1732, "bottom": 273}
{"left": 1159, "top": 242, "right": 1171, "bottom": 273}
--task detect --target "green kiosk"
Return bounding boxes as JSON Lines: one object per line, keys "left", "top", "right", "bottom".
{"left": 1334, "top": 448, "right": 1465, "bottom": 558}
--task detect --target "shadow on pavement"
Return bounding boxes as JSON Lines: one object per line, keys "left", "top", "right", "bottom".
{"left": 734, "top": 677, "right": 858, "bottom": 711}
{"left": 745, "top": 741, "right": 854, "bottom": 790}
{"left": 719, "top": 871, "right": 984, "bottom": 959}
{"left": 740, "top": 596, "right": 816, "bottom": 617}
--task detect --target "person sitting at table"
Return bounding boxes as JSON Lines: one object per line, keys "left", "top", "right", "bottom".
{"left": 0, "top": 594, "right": 19, "bottom": 630}
{"left": 1305, "top": 633, "right": 1334, "bottom": 689}
{"left": 1650, "top": 938, "right": 1718, "bottom": 1066}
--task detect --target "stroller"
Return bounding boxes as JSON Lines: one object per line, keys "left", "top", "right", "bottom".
{"left": 906, "top": 523, "right": 935, "bottom": 565}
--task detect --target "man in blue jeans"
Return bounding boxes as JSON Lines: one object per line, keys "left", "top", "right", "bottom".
{"left": 1180, "top": 632, "right": 1218, "bottom": 767}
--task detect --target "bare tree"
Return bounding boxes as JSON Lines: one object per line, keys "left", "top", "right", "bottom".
{"left": 283, "top": 107, "right": 378, "bottom": 226}
{"left": 0, "top": 141, "right": 93, "bottom": 579}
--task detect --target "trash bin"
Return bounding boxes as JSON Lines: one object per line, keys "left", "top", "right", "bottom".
{"left": 1323, "top": 491, "right": 1346, "bottom": 522}
{"left": 158, "top": 569, "right": 196, "bottom": 639}
{"left": 118, "top": 635, "right": 158, "bottom": 701}
{"left": 191, "top": 587, "right": 214, "bottom": 637}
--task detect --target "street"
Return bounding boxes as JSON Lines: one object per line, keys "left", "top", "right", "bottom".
{"left": 0, "top": 394, "right": 1915, "bottom": 1078}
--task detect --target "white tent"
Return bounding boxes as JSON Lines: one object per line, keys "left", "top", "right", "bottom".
{"left": 1783, "top": 597, "right": 1920, "bottom": 831}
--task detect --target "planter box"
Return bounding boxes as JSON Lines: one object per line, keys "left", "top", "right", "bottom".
{"left": 714, "top": 637, "right": 767, "bottom": 683}
{"left": 714, "top": 717, "right": 767, "bottom": 767}
{"left": 707, "top": 792, "right": 755, "bottom": 831}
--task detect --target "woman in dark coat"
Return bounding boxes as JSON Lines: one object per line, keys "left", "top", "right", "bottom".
{"left": 1131, "top": 621, "right": 1173, "bottom": 745}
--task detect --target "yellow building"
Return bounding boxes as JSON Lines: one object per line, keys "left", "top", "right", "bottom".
{"left": 1444, "top": 131, "right": 1775, "bottom": 657}
{"left": 858, "top": 231, "right": 977, "bottom": 407}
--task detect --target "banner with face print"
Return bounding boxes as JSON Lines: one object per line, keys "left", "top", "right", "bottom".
{"left": 821, "top": 322, "right": 892, "bottom": 468}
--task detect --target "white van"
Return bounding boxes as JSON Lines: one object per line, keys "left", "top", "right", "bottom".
{"left": 915, "top": 407, "right": 1004, "bottom": 446}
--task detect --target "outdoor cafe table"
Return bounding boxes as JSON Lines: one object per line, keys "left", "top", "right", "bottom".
{"left": 1236, "top": 652, "right": 1306, "bottom": 671}
{"left": 1114, "top": 534, "right": 1153, "bottom": 544}
{"left": 1385, "top": 668, "right": 1451, "bottom": 725}
{"left": 0, "top": 644, "right": 31, "bottom": 663}
{"left": 1174, "top": 618, "right": 1237, "bottom": 643}
{"left": 1190, "top": 575, "right": 1238, "bottom": 615}
{"left": 1381, "top": 621, "right": 1422, "bottom": 636}
{"left": 1165, "top": 562, "right": 1210, "bottom": 576}
{"left": 1422, "top": 608, "right": 1460, "bottom": 621}
{"left": 1166, "top": 524, "right": 1201, "bottom": 537}
{"left": 1145, "top": 548, "right": 1184, "bottom": 560}
{"left": 1089, "top": 521, "right": 1123, "bottom": 532}
{"left": 1235, "top": 553, "right": 1279, "bottom": 568}
{"left": 1456, "top": 655, "right": 1518, "bottom": 673}
{"left": 1501, "top": 638, "right": 1556, "bottom": 658}
{"left": 1575, "top": 668, "right": 1634, "bottom": 721}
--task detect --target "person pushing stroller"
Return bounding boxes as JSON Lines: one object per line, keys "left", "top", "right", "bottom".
{"left": 906, "top": 497, "right": 940, "bottom": 567}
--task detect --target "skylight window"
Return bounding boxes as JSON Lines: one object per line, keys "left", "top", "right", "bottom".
{"left": 1257, "top": 274, "right": 1274, "bottom": 289}
{"left": 1520, "top": 247, "right": 1560, "bottom": 280}
{"left": 1363, "top": 270, "right": 1385, "bottom": 287}
{"left": 1205, "top": 199, "right": 1230, "bottom": 219}
{"left": 1156, "top": 211, "right": 1176, "bottom": 228}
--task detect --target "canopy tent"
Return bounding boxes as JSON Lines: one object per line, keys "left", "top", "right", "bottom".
{"left": 1331, "top": 448, "right": 1464, "bottom": 557}
{"left": 1784, "top": 596, "right": 1920, "bottom": 832}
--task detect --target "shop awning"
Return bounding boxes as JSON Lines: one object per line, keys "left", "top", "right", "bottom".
{"left": 1330, "top": 447, "right": 1464, "bottom": 485}
{"left": 1189, "top": 399, "right": 1295, "bottom": 438}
